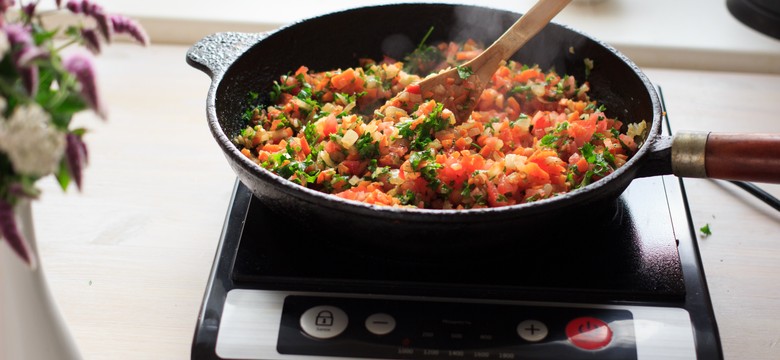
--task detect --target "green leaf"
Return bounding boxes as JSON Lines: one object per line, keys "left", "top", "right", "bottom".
{"left": 64, "top": 26, "right": 81, "bottom": 38}
{"left": 576, "top": 143, "right": 615, "bottom": 188}
{"left": 417, "top": 26, "right": 435, "bottom": 50}
{"left": 355, "top": 132, "right": 379, "bottom": 159}
{"left": 303, "top": 124, "right": 320, "bottom": 147}
{"left": 699, "top": 223, "right": 712, "bottom": 236}
{"left": 31, "top": 24, "right": 59, "bottom": 45}
{"left": 269, "top": 80, "right": 294, "bottom": 102}
{"left": 508, "top": 84, "right": 531, "bottom": 96}
{"left": 397, "top": 189, "right": 417, "bottom": 206}
{"left": 457, "top": 65, "right": 473, "bottom": 80}
{"left": 402, "top": 28, "right": 444, "bottom": 75}
{"left": 396, "top": 102, "right": 449, "bottom": 151}
{"left": 539, "top": 134, "right": 559, "bottom": 147}
{"left": 70, "top": 127, "right": 88, "bottom": 137}
{"left": 54, "top": 160, "right": 71, "bottom": 191}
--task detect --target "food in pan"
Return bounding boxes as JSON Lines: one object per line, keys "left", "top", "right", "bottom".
{"left": 234, "top": 39, "right": 644, "bottom": 209}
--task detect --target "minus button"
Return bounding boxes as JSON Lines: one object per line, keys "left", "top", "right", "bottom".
{"left": 365, "top": 313, "right": 396, "bottom": 335}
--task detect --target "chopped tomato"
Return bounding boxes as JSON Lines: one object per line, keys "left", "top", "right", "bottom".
{"left": 234, "top": 39, "right": 636, "bottom": 209}
{"left": 515, "top": 68, "right": 543, "bottom": 83}
{"left": 339, "top": 160, "right": 368, "bottom": 176}
{"left": 321, "top": 114, "right": 339, "bottom": 137}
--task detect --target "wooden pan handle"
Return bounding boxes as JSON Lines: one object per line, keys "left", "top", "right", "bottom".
{"left": 672, "top": 131, "right": 780, "bottom": 184}
{"left": 706, "top": 133, "right": 780, "bottom": 183}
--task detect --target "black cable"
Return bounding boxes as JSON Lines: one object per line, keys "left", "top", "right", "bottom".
{"left": 729, "top": 180, "right": 780, "bottom": 212}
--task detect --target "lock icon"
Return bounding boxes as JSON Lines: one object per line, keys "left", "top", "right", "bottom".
{"left": 315, "top": 311, "right": 334, "bottom": 326}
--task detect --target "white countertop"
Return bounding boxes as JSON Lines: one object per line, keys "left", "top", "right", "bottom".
{"left": 27, "top": 42, "right": 780, "bottom": 360}
{"left": 96, "top": 0, "right": 780, "bottom": 73}
{"left": 12, "top": 2, "right": 780, "bottom": 360}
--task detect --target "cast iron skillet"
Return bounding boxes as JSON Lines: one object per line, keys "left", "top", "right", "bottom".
{"left": 186, "top": 3, "right": 780, "bottom": 249}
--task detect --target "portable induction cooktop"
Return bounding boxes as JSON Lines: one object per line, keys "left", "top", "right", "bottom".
{"left": 191, "top": 87, "right": 723, "bottom": 360}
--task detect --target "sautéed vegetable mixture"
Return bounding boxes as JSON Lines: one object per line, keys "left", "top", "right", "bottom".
{"left": 234, "top": 39, "right": 645, "bottom": 209}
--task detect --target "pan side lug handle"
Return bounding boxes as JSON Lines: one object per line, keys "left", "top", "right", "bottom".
{"left": 186, "top": 32, "right": 269, "bottom": 79}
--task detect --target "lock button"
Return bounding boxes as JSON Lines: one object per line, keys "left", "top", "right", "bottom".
{"left": 300, "top": 305, "right": 348, "bottom": 339}
{"left": 316, "top": 310, "right": 334, "bottom": 326}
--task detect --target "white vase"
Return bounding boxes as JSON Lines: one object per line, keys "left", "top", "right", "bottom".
{"left": 1, "top": 200, "right": 81, "bottom": 360}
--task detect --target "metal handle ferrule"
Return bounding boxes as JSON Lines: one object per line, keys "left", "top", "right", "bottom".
{"left": 671, "top": 131, "right": 710, "bottom": 178}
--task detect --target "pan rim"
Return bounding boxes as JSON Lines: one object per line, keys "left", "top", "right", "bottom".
{"left": 205, "top": 2, "right": 664, "bottom": 221}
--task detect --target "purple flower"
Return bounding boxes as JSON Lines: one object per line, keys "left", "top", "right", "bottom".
{"left": 66, "top": 0, "right": 101, "bottom": 15}
{"left": 81, "top": 28, "right": 101, "bottom": 54}
{"left": 0, "top": 0, "right": 150, "bottom": 267}
{"left": 22, "top": 2, "right": 35, "bottom": 18}
{"left": 0, "top": 0, "right": 15, "bottom": 15}
{"left": 0, "top": 200, "right": 36, "bottom": 268}
{"left": 65, "top": 0, "right": 79, "bottom": 13}
{"left": 63, "top": 52, "right": 106, "bottom": 119}
{"left": 16, "top": 45, "right": 47, "bottom": 66}
{"left": 5, "top": 23, "right": 33, "bottom": 46}
{"left": 4, "top": 23, "right": 48, "bottom": 95}
{"left": 93, "top": 10, "right": 111, "bottom": 42}
{"left": 16, "top": 46, "right": 47, "bottom": 95}
{"left": 66, "top": 0, "right": 111, "bottom": 41}
{"left": 19, "top": 65, "right": 39, "bottom": 96}
{"left": 110, "top": 14, "right": 149, "bottom": 46}
{"left": 65, "top": 133, "right": 88, "bottom": 190}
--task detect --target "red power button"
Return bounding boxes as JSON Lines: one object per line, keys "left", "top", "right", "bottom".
{"left": 565, "top": 317, "right": 613, "bottom": 350}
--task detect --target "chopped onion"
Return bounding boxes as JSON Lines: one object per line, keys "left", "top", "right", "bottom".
{"left": 321, "top": 103, "right": 337, "bottom": 113}
{"left": 627, "top": 120, "right": 647, "bottom": 138}
{"left": 341, "top": 129, "right": 359, "bottom": 148}
{"left": 487, "top": 162, "right": 503, "bottom": 178}
{"left": 383, "top": 106, "right": 407, "bottom": 120}
{"left": 342, "top": 101, "right": 356, "bottom": 115}
{"left": 388, "top": 169, "right": 404, "bottom": 185}
{"left": 348, "top": 175, "right": 361, "bottom": 186}
{"left": 531, "top": 83, "right": 546, "bottom": 97}
{"left": 319, "top": 151, "right": 335, "bottom": 167}
{"left": 384, "top": 64, "right": 399, "bottom": 79}
{"left": 505, "top": 153, "right": 527, "bottom": 170}
{"left": 292, "top": 97, "right": 312, "bottom": 112}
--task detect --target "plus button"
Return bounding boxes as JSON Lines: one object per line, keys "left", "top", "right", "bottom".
{"left": 517, "top": 320, "right": 549, "bottom": 342}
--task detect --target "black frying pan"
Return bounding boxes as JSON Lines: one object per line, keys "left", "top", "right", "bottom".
{"left": 186, "top": 3, "right": 780, "bottom": 250}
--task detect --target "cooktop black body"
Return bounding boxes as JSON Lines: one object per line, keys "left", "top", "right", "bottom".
{"left": 191, "top": 88, "right": 722, "bottom": 360}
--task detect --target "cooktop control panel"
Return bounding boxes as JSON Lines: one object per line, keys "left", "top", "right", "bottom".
{"left": 214, "top": 289, "right": 697, "bottom": 360}
{"left": 277, "top": 295, "right": 636, "bottom": 359}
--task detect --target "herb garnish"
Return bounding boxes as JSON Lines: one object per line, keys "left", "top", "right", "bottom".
{"left": 403, "top": 26, "right": 444, "bottom": 75}
{"left": 269, "top": 79, "right": 295, "bottom": 102}
{"left": 264, "top": 145, "right": 318, "bottom": 185}
{"left": 398, "top": 190, "right": 417, "bottom": 205}
{"left": 409, "top": 148, "right": 444, "bottom": 189}
{"left": 457, "top": 65, "right": 474, "bottom": 79}
{"left": 699, "top": 224, "right": 712, "bottom": 237}
{"left": 576, "top": 143, "right": 615, "bottom": 188}
{"left": 355, "top": 132, "right": 379, "bottom": 159}
{"left": 397, "top": 102, "right": 449, "bottom": 150}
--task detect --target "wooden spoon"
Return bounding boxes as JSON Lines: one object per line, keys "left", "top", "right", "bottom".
{"left": 383, "top": 0, "right": 572, "bottom": 122}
